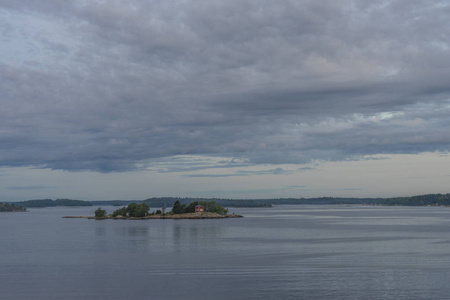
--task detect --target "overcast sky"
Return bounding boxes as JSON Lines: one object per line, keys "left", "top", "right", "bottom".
{"left": 1, "top": 1, "right": 450, "bottom": 201}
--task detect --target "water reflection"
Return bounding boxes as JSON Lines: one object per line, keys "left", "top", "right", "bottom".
{"left": 95, "top": 226, "right": 106, "bottom": 236}
{"left": 114, "top": 226, "right": 149, "bottom": 237}
{"left": 4, "top": 205, "right": 450, "bottom": 299}
{"left": 173, "top": 222, "right": 222, "bottom": 252}
{"left": 93, "top": 220, "right": 226, "bottom": 253}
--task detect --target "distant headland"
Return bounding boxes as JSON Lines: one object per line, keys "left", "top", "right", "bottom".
{"left": 14, "top": 199, "right": 93, "bottom": 208}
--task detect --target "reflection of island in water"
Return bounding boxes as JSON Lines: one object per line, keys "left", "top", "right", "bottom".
{"left": 173, "top": 223, "right": 222, "bottom": 252}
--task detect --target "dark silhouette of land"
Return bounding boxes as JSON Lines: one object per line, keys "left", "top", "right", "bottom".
{"left": 9, "top": 193, "right": 450, "bottom": 208}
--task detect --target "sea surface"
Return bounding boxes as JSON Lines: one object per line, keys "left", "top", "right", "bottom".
{"left": 1, "top": 205, "right": 450, "bottom": 299}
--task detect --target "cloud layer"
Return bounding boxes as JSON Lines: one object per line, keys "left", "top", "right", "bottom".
{"left": 1, "top": 1, "right": 450, "bottom": 172}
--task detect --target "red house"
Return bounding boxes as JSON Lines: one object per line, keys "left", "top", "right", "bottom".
{"left": 195, "top": 205, "right": 205, "bottom": 213}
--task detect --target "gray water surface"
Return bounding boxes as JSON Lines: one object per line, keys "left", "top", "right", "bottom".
{"left": 1, "top": 205, "right": 450, "bottom": 299}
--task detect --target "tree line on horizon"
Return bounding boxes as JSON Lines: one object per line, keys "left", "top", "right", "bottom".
{"left": 6, "top": 193, "right": 450, "bottom": 208}
{"left": 15, "top": 199, "right": 93, "bottom": 208}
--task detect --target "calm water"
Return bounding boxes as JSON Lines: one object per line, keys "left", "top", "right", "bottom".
{"left": 1, "top": 205, "right": 450, "bottom": 299}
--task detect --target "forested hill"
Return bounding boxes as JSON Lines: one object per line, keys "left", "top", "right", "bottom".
{"left": 378, "top": 194, "right": 450, "bottom": 206}
{"left": 10, "top": 193, "right": 450, "bottom": 208}
{"left": 265, "top": 194, "right": 450, "bottom": 206}
{"left": 142, "top": 194, "right": 450, "bottom": 207}
{"left": 143, "top": 197, "right": 272, "bottom": 208}
{"left": 17, "top": 199, "right": 93, "bottom": 207}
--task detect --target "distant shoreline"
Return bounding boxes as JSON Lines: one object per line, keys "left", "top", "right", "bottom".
{"left": 12, "top": 193, "right": 450, "bottom": 208}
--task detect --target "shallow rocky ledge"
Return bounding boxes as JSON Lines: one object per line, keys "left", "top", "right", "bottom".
{"left": 63, "top": 212, "right": 243, "bottom": 220}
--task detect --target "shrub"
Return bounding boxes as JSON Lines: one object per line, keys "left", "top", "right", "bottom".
{"left": 94, "top": 207, "right": 107, "bottom": 218}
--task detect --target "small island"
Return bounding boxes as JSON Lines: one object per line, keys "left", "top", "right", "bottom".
{"left": 0, "top": 202, "right": 27, "bottom": 212}
{"left": 64, "top": 200, "right": 242, "bottom": 220}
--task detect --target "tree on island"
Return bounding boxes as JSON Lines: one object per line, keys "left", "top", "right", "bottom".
{"left": 184, "top": 201, "right": 198, "bottom": 213}
{"left": 127, "top": 203, "right": 149, "bottom": 217}
{"left": 112, "top": 203, "right": 149, "bottom": 218}
{"left": 94, "top": 208, "right": 107, "bottom": 218}
{"left": 172, "top": 200, "right": 185, "bottom": 214}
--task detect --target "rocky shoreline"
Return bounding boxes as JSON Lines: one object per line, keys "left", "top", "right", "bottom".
{"left": 63, "top": 212, "right": 243, "bottom": 220}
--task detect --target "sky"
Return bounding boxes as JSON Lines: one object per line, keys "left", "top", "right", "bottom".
{"left": 1, "top": 0, "right": 450, "bottom": 201}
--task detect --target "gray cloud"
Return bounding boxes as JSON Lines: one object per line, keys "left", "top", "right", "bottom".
{"left": 185, "top": 167, "right": 292, "bottom": 178}
{"left": 1, "top": 1, "right": 450, "bottom": 172}
{"left": 297, "top": 167, "right": 314, "bottom": 171}
{"left": 6, "top": 185, "right": 52, "bottom": 190}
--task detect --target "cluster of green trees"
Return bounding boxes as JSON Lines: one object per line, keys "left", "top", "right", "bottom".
{"left": 93, "top": 200, "right": 230, "bottom": 219}
{"left": 112, "top": 202, "right": 150, "bottom": 218}
{"left": 172, "top": 200, "right": 228, "bottom": 215}
{"left": 94, "top": 203, "right": 163, "bottom": 219}
{"left": 94, "top": 208, "right": 107, "bottom": 218}
{"left": 0, "top": 202, "right": 26, "bottom": 212}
